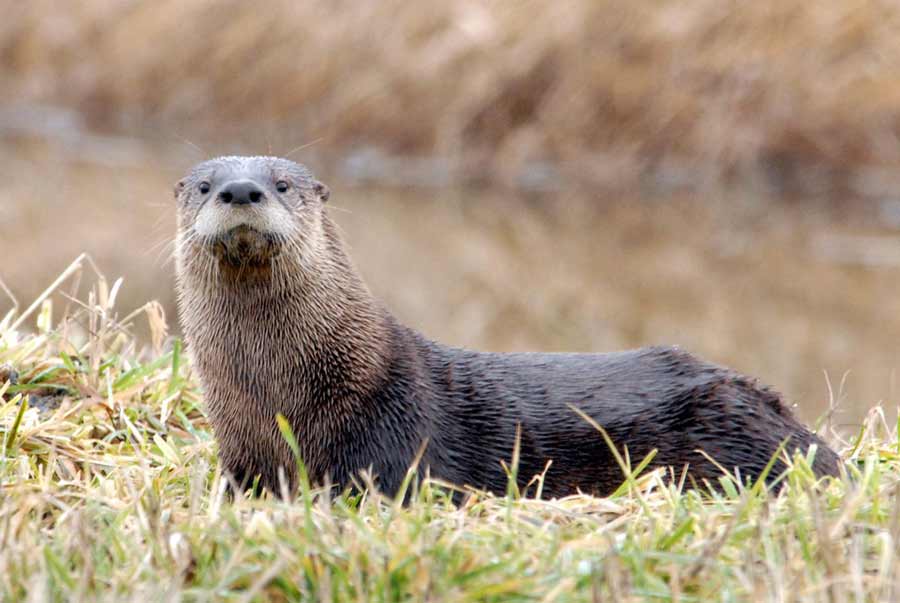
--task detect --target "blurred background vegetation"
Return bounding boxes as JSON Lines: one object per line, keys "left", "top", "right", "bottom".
{"left": 3, "top": 0, "right": 900, "bottom": 427}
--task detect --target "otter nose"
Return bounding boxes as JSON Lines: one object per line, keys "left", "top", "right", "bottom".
{"left": 218, "top": 180, "right": 265, "bottom": 205}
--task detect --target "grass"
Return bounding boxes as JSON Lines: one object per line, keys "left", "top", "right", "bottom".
{"left": 1, "top": 263, "right": 898, "bottom": 602}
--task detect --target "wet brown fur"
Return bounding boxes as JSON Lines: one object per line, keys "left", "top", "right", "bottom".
{"left": 175, "top": 156, "right": 840, "bottom": 498}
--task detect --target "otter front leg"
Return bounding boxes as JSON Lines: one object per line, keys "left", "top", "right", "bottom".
{"left": 219, "top": 460, "right": 260, "bottom": 496}
{"left": 218, "top": 453, "right": 294, "bottom": 497}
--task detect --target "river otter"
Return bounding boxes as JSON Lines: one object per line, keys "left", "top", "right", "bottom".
{"left": 174, "top": 156, "right": 840, "bottom": 498}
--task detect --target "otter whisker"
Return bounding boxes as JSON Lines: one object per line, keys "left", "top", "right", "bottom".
{"left": 284, "top": 138, "right": 324, "bottom": 159}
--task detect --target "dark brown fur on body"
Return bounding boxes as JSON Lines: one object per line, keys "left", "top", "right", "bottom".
{"left": 175, "top": 156, "right": 840, "bottom": 498}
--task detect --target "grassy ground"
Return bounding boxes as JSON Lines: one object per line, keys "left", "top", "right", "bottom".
{"left": 0, "top": 261, "right": 897, "bottom": 602}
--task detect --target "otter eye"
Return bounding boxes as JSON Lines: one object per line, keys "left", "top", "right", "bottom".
{"left": 275, "top": 180, "right": 289, "bottom": 193}
{"left": 198, "top": 181, "right": 211, "bottom": 194}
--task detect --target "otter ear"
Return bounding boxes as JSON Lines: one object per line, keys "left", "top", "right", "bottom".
{"left": 314, "top": 181, "right": 330, "bottom": 203}
{"left": 173, "top": 179, "right": 186, "bottom": 199}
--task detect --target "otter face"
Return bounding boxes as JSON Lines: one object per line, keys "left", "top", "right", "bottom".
{"left": 175, "top": 156, "right": 330, "bottom": 267}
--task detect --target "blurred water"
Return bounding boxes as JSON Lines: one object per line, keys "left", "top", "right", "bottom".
{"left": 2, "top": 141, "right": 899, "bottom": 431}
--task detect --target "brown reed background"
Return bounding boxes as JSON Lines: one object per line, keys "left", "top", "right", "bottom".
{"left": 3, "top": 0, "right": 900, "bottom": 426}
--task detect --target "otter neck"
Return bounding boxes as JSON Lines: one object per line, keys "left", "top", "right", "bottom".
{"left": 180, "top": 215, "right": 392, "bottom": 412}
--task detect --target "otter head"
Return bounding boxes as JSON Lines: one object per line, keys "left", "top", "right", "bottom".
{"left": 174, "top": 156, "right": 330, "bottom": 285}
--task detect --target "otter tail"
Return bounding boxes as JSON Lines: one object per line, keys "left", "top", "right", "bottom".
{"left": 664, "top": 375, "right": 841, "bottom": 488}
